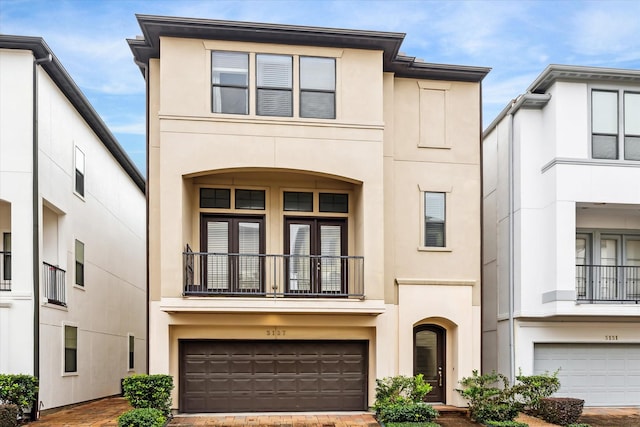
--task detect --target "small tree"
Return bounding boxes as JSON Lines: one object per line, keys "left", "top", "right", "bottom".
{"left": 457, "top": 370, "right": 518, "bottom": 423}
{"left": 373, "top": 375, "right": 438, "bottom": 424}
{"left": 122, "top": 374, "right": 173, "bottom": 416}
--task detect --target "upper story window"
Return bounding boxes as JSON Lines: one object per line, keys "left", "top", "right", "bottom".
{"left": 74, "top": 147, "right": 85, "bottom": 197}
{"left": 592, "top": 89, "right": 640, "bottom": 161}
{"left": 211, "top": 51, "right": 249, "bottom": 115}
{"left": 211, "top": 51, "right": 336, "bottom": 119}
{"left": 257, "top": 54, "right": 293, "bottom": 117}
{"left": 75, "top": 240, "right": 84, "bottom": 286}
{"left": 424, "top": 192, "right": 446, "bottom": 247}
{"left": 300, "top": 57, "right": 335, "bottom": 119}
{"left": 64, "top": 324, "right": 78, "bottom": 373}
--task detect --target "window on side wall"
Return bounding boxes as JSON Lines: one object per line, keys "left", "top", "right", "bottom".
{"left": 300, "top": 57, "right": 335, "bottom": 119}
{"left": 591, "top": 89, "right": 640, "bottom": 161}
{"left": 2, "top": 233, "right": 10, "bottom": 282}
{"left": 74, "top": 147, "right": 85, "bottom": 197}
{"left": 64, "top": 325, "right": 78, "bottom": 373}
{"left": 256, "top": 54, "right": 292, "bottom": 117}
{"left": 128, "top": 334, "right": 135, "bottom": 370}
{"left": 424, "top": 192, "right": 446, "bottom": 247}
{"left": 75, "top": 240, "right": 84, "bottom": 286}
{"left": 211, "top": 51, "right": 249, "bottom": 114}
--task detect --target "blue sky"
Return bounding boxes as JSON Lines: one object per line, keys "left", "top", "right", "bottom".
{"left": 2, "top": 0, "right": 640, "bottom": 174}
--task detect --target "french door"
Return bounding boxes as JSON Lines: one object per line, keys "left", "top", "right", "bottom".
{"left": 201, "top": 215, "right": 264, "bottom": 293}
{"left": 414, "top": 325, "right": 446, "bottom": 403}
{"left": 285, "top": 217, "right": 347, "bottom": 295}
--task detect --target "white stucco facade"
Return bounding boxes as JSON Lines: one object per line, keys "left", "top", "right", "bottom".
{"left": 483, "top": 66, "right": 640, "bottom": 406}
{"left": 0, "top": 38, "right": 147, "bottom": 411}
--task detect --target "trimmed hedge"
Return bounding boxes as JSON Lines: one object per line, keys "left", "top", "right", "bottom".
{"left": 566, "top": 424, "right": 591, "bottom": 427}
{"left": 539, "top": 397, "right": 584, "bottom": 425}
{"left": 0, "top": 374, "right": 38, "bottom": 415}
{"left": 385, "top": 423, "right": 440, "bottom": 427}
{"left": 377, "top": 402, "right": 439, "bottom": 423}
{"left": 122, "top": 374, "right": 173, "bottom": 416}
{"left": 0, "top": 404, "right": 19, "bottom": 427}
{"left": 117, "top": 408, "right": 166, "bottom": 427}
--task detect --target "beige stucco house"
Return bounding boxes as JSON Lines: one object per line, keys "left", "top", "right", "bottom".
{"left": 128, "top": 15, "right": 489, "bottom": 412}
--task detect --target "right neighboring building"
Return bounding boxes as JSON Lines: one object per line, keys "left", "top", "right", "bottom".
{"left": 482, "top": 65, "right": 640, "bottom": 406}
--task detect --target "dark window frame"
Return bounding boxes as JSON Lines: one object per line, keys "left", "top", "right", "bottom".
{"left": 128, "top": 335, "right": 135, "bottom": 370}
{"left": 299, "top": 56, "right": 336, "bottom": 119}
{"left": 284, "top": 191, "right": 313, "bottom": 212}
{"left": 2, "top": 232, "right": 10, "bottom": 282}
{"left": 319, "top": 193, "right": 348, "bottom": 213}
{"left": 200, "top": 188, "right": 231, "bottom": 209}
{"left": 235, "top": 189, "right": 266, "bottom": 210}
{"left": 424, "top": 192, "right": 446, "bottom": 248}
{"left": 75, "top": 147, "right": 85, "bottom": 197}
{"left": 75, "top": 240, "right": 84, "bottom": 287}
{"left": 64, "top": 325, "right": 78, "bottom": 373}
{"left": 211, "top": 51, "right": 249, "bottom": 115}
{"left": 256, "top": 54, "right": 293, "bottom": 117}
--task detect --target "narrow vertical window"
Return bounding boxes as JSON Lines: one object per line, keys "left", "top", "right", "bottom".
{"left": 75, "top": 147, "right": 85, "bottom": 196}
{"left": 300, "top": 57, "right": 335, "bottom": 119}
{"left": 256, "top": 54, "right": 292, "bottom": 117}
{"left": 424, "top": 192, "right": 446, "bottom": 247}
{"left": 128, "top": 335, "right": 135, "bottom": 370}
{"left": 75, "top": 240, "right": 84, "bottom": 286}
{"left": 624, "top": 92, "right": 640, "bottom": 160}
{"left": 211, "top": 51, "right": 249, "bottom": 114}
{"left": 591, "top": 90, "right": 619, "bottom": 159}
{"left": 2, "top": 233, "right": 10, "bottom": 282}
{"left": 64, "top": 325, "right": 78, "bottom": 373}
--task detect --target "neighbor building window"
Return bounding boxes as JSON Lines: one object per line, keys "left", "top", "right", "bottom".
{"left": 2, "top": 233, "right": 10, "bottom": 282}
{"left": 300, "top": 57, "right": 335, "bottom": 119}
{"left": 211, "top": 51, "right": 249, "bottom": 114}
{"left": 592, "top": 89, "right": 640, "bottom": 160}
{"left": 64, "top": 325, "right": 78, "bottom": 373}
{"left": 128, "top": 335, "right": 135, "bottom": 370}
{"left": 256, "top": 54, "right": 292, "bottom": 117}
{"left": 75, "top": 240, "right": 84, "bottom": 286}
{"left": 424, "top": 192, "right": 445, "bottom": 247}
{"left": 75, "top": 147, "right": 85, "bottom": 196}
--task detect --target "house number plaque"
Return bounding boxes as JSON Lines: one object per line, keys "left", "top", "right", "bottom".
{"left": 266, "top": 328, "right": 286, "bottom": 338}
{"left": 605, "top": 335, "right": 618, "bottom": 341}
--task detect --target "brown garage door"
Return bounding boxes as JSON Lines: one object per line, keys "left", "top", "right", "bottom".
{"left": 180, "top": 340, "right": 368, "bottom": 413}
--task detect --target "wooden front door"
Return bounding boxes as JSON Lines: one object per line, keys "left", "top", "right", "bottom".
{"left": 414, "top": 325, "right": 446, "bottom": 403}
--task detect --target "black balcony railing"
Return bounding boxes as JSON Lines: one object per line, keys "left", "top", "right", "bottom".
{"left": 43, "top": 262, "right": 66, "bottom": 306}
{"left": 576, "top": 264, "right": 640, "bottom": 303}
{"left": 0, "top": 251, "right": 10, "bottom": 291}
{"left": 183, "top": 250, "right": 364, "bottom": 298}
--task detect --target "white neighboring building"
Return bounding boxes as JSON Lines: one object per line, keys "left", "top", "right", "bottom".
{"left": 483, "top": 65, "right": 640, "bottom": 406}
{"left": 0, "top": 36, "right": 147, "bottom": 412}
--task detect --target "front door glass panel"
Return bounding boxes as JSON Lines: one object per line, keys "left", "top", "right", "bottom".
{"left": 414, "top": 325, "right": 445, "bottom": 403}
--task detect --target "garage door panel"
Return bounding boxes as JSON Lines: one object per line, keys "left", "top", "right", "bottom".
{"left": 534, "top": 343, "right": 640, "bottom": 406}
{"left": 181, "top": 340, "right": 367, "bottom": 412}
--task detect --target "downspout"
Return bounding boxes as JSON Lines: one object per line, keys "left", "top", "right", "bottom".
{"left": 32, "top": 52, "right": 52, "bottom": 420}
{"left": 507, "top": 104, "right": 515, "bottom": 383}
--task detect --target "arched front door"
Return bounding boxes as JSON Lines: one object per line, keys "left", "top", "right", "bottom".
{"left": 414, "top": 325, "right": 446, "bottom": 403}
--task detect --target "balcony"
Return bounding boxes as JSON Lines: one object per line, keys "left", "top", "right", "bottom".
{"left": 183, "top": 251, "right": 364, "bottom": 298}
{"left": 43, "top": 262, "right": 66, "bottom": 306}
{"left": 576, "top": 264, "right": 640, "bottom": 303}
{"left": 1, "top": 251, "right": 9, "bottom": 291}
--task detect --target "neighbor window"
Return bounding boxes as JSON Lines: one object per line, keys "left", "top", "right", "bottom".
{"left": 256, "top": 54, "right": 292, "bottom": 117}
{"left": 75, "top": 147, "right": 85, "bottom": 196}
{"left": 75, "top": 240, "right": 84, "bottom": 286}
{"left": 64, "top": 325, "right": 77, "bottom": 373}
{"left": 424, "top": 192, "right": 445, "bottom": 247}
{"left": 2, "top": 233, "right": 10, "bottom": 282}
{"left": 592, "top": 89, "right": 640, "bottom": 160}
{"left": 211, "top": 51, "right": 249, "bottom": 114}
{"left": 300, "top": 57, "right": 336, "bottom": 119}
{"left": 128, "top": 335, "right": 135, "bottom": 370}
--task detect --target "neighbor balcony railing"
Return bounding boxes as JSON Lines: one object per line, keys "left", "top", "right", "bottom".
{"left": 576, "top": 264, "right": 640, "bottom": 303}
{"left": 0, "top": 251, "right": 10, "bottom": 291}
{"left": 183, "top": 250, "right": 364, "bottom": 298}
{"left": 43, "top": 262, "right": 66, "bottom": 306}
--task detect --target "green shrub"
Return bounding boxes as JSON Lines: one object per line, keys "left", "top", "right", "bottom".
{"left": 511, "top": 371, "right": 560, "bottom": 415}
{"left": 457, "top": 370, "right": 517, "bottom": 422}
{"left": 0, "top": 374, "right": 38, "bottom": 415}
{"left": 538, "top": 397, "right": 584, "bottom": 425}
{"left": 374, "top": 374, "right": 432, "bottom": 410}
{"left": 122, "top": 374, "right": 173, "bottom": 416}
{"left": 485, "top": 421, "right": 528, "bottom": 427}
{"left": 0, "top": 404, "right": 19, "bottom": 427}
{"left": 117, "top": 408, "right": 166, "bottom": 427}
{"left": 385, "top": 422, "right": 440, "bottom": 427}
{"left": 377, "top": 402, "right": 439, "bottom": 423}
